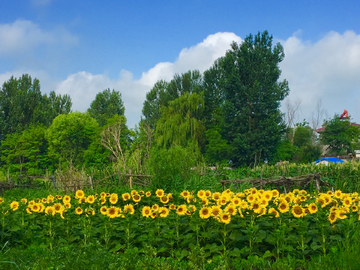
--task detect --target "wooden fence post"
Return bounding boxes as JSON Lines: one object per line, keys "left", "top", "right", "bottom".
{"left": 89, "top": 176, "right": 94, "bottom": 190}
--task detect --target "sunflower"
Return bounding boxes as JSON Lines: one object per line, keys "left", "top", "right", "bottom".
{"left": 180, "top": 190, "right": 190, "bottom": 199}
{"left": 211, "top": 205, "right": 222, "bottom": 217}
{"left": 159, "top": 207, "right": 169, "bottom": 218}
{"left": 26, "top": 207, "right": 32, "bottom": 214}
{"left": 132, "top": 193, "right": 142, "bottom": 203}
{"left": 100, "top": 192, "right": 106, "bottom": 197}
{"left": 220, "top": 213, "right": 231, "bottom": 224}
{"left": 53, "top": 203, "right": 64, "bottom": 213}
{"left": 205, "top": 190, "right": 212, "bottom": 197}
{"left": 197, "top": 190, "right": 206, "bottom": 199}
{"left": 159, "top": 195, "right": 169, "bottom": 204}
{"left": 21, "top": 198, "right": 27, "bottom": 204}
{"left": 201, "top": 198, "right": 209, "bottom": 206}
{"left": 272, "top": 189, "right": 280, "bottom": 198}
{"left": 342, "top": 197, "right": 352, "bottom": 207}
{"left": 246, "top": 194, "right": 256, "bottom": 203}
{"left": 100, "top": 206, "right": 107, "bottom": 215}
{"left": 231, "top": 197, "right": 241, "bottom": 207}
{"left": 155, "top": 189, "right": 164, "bottom": 198}
{"left": 169, "top": 204, "right": 176, "bottom": 210}
{"left": 87, "top": 195, "right": 96, "bottom": 204}
{"left": 199, "top": 207, "right": 211, "bottom": 219}
{"left": 308, "top": 203, "right": 318, "bottom": 214}
{"left": 45, "top": 206, "right": 55, "bottom": 216}
{"left": 334, "top": 190, "right": 342, "bottom": 199}
{"left": 62, "top": 195, "right": 71, "bottom": 204}
{"left": 278, "top": 201, "right": 290, "bottom": 213}
{"left": 107, "top": 206, "right": 117, "bottom": 218}
{"left": 218, "top": 196, "right": 228, "bottom": 206}
{"left": 122, "top": 193, "right": 131, "bottom": 201}
{"left": 75, "top": 207, "right": 83, "bottom": 215}
{"left": 30, "top": 203, "right": 40, "bottom": 212}
{"left": 212, "top": 192, "right": 221, "bottom": 201}
{"left": 328, "top": 211, "right": 338, "bottom": 224}
{"left": 225, "top": 204, "right": 237, "bottom": 216}
{"left": 327, "top": 191, "right": 334, "bottom": 196}
{"left": 28, "top": 200, "right": 35, "bottom": 206}
{"left": 64, "top": 203, "right": 71, "bottom": 209}
{"left": 130, "top": 190, "right": 138, "bottom": 196}
{"left": 124, "top": 204, "right": 135, "bottom": 215}
{"left": 145, "top": 191, "right": 151, "bottom": 197}
{"left": 151, "top": 211, "right": 158, "bottom": 219}
{"left": 176, "top": 205, "right": 187, "bottom": 215}
{"left": 188, "top": 205, "right": 196, "bottom": 212}
{"left": 10, "top": 201, "right": 19, "bottom": 211}
{"left": 75, "top": 190, "right": 85, "bottom": 199}
{"left": 109, "top": 194, "right": 118, "bottom": 204}
{"left": 351, "top": 205, "right": 358, "bottom": 212}
{"left": 263, "top": 191, "right": 272, "bottom": 201}
{"left": 268, "top": 208, "right": 280, "bottom": 218}
{"left": 152, "top": 204, "right": 159, "bottom": 212}
{"left": 250, "top": 188, "right": 258, "bottom": 195}
{"left": 86, "top": 208, "right": 95, "bottom": 216}
{"left": 99, "top": 197, "right": 106, "bottom": 205}
{"left": 142, "top": 206, "right": 151, "bottom": 217}
{"left": 291, "top": 205, "right": 304, "bottom": 218}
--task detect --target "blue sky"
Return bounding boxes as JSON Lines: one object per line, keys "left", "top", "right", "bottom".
{"left": 1, "top": 0, "right": 360, "bottom": 128}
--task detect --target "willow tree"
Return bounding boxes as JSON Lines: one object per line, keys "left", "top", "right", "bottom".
{"left": 151, "top": 92, "right": 205, "bottom": 189}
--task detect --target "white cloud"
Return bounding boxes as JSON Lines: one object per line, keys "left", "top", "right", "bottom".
{"left": 2, "top": 30, "right": 360, "bottom": 129}
{"left": 55, "top": 32, "right": 242, "bottom": 127}
{"left": 0, "top": 19, "right": 78, "bottom": 56}
{"left": 280, "top": 30, "right": 360, "bottom": 125}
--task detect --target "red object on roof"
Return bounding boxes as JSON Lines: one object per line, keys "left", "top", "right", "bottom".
{"left": 340, "top": 109, "right": 349, "bottom": 119}
{"left": 315, "top": 122, "right": 360, "bottom": 133}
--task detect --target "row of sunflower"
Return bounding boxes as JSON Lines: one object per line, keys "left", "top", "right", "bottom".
{"left": 1, "top": 188, "right": 360, "bottom": 259}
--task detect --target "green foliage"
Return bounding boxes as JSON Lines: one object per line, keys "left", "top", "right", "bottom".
{"left": 46, "top": 112, "right": 99, "bottom": 167}
{"left": 216, "top": 31, "right": 289, "bottom": 166}
{"left": 271, "top": 138, "right": 296, "bottom": 163}
{"left": 0, "top": 74, "right": 71, "bottom": 138}
{"left": 204, "top": 128, "right": 230, "bottom": 164}
{"left": 88, "top": 88, "right": 125, "bottom": 126}
{"left": 321, "top": 115, "right": 360, "bottom": 155}
{"left": 0, "top": 125, "right": 49, "bottom": 174}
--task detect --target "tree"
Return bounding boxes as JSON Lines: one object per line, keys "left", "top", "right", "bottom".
{"left": 0, "top": 74, "right": 72, "bottom": 139}
{"left": 142, "top": 70, "right": 203, "bottom": 129}
{"left": 320, "top": 115, "right": 360, "bottom": 155}
{"left": 45, "top": 112, "right": 98, "bottom": 166}
{"left": 0, "top": 125, "right": 49, "bottom": 174}
{"left": 88, "top": 88, "right": 125, "bottom": 126}
{"left": 217, "top": 31, "right": 289, "bottom": 166}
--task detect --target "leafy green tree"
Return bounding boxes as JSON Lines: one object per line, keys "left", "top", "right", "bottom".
{"left": 293, "top": 124, "right": 313, "bottom": 148}
{"left": 215, "top": 31, "right": 289, "bottom": 166}
{"left": 320, "top": 115, "right": 360, "bottom": 155}
{"left": 0, "top": 125, "right": 49, "bottom": 174}
{"left": 0, "top": 74, "right": 72, "bottom": 139}
{"left": 88, "top": 88, "right": 125, "bottom": 126}
{"left": 142, "top": 70, "right": 203, "bottom": 129}
{"left": 46, "top": 112, "right": 98, "bottom": 166}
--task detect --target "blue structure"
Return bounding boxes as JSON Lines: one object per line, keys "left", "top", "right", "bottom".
{"left": 315, "top": 157, "right": 345, "bottom": 164}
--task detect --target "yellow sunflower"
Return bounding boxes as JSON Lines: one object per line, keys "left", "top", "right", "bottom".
{"left": 197, "top": 190, "right": 206, "bottom": 199}
{"left": 100, "top": 206, "right": 107, "bottom": 215}
{"left": 160, "top": 195, "right": 169, "bottom": 204}
{"left": 211, "top": 205, "right": 222, "bottom": 217}
{"left": 109, "top": 194, "right": 118, "bottom": 204}
{"left": 53, "top": 203, "right": 64, "bottom": 213}
{"left": 155, "top": 189, "right": 164, "bottom": 198}
{"left": 132, "top": 193, "right": 142, "bottom": 203}
{"left": 122, "top": 193, "right": 131, "bottom": 201}
{"left": 107, "top": 206, "right": 117, "bottom": 218}
{"left": 152, "top": 204, "right": 159, "bottom": 212}
{"left": 278, "top": 201, "right": 290, "bottom": 213}
{"left": 268, "top": 208, "right": 280, "bottom": 218}
{"left": 205, "top": 190, "right": 212, "bottom": 197}
{"left": 45, "top": 206, "right": 55, "bottom": 216}
{"left": 176, "top": 204, "right": 187, "bottom": 215}
{"left": 10, "top": 201, "right": 19, "bottom": 211}
{"left": 124, "top": 204, "right": 135, "bottom": 215}
{"left": 130, "top": 190, "right": 138, "bottom": 196}
{"left": 308, "top": 203, "right": 318, "bottom": 214}
{"left": 99, "top": 197, "right": 107, "bottom": 204}
{"left": 75, "top": 190, "right": 85, "bottom": 199}
{"left": 220, "top": 212, "right": 231, "bottom": 224}
{"left": 224, "top": 204, "right": 237, "bottom": 216}
{"left": 199, "top": 207, "right": 211, "bottom": 219}
{"left": 291, "top": 205, "right": 304, "bottom": 218}
{"left": 328, "top": 211, "right": 338, "bottom": 224}
{"left": 159, "top": 207, "right": 169, "bottom": 218}
{"left": 212, "top": 192, "right": 221, "bottom": 201}
{"left": 87, "top": 195, "right": 96, "bottom": 204}
{"left": 169, "top": 204, "right": 176, "bottom": 210}
{"left": 62, "top": 195, "right": 71, "bottom": 204}
{"left": 142, "top": 206, "right": 151, "bottom": 217}
{"left": 21, "top": 198, "right": 27, "bottom": 204}
{"left": 75, "top": 207, "right": 83, "bottom": 215}
{"left": 145, "top": 191, "right": 151, "bottom": 197}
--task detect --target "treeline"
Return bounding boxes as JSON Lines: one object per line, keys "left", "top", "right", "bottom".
{"left": 0, "top": 31, "right": 358, "bottom": 188}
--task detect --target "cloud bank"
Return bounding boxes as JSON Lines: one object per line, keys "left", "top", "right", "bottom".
{"left": 1, "top": 27, "right": 360, "bottom": 129}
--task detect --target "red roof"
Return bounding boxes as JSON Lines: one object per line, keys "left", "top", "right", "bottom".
{"left": 315, "top": 122, "right": 360, "bottom": 133}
